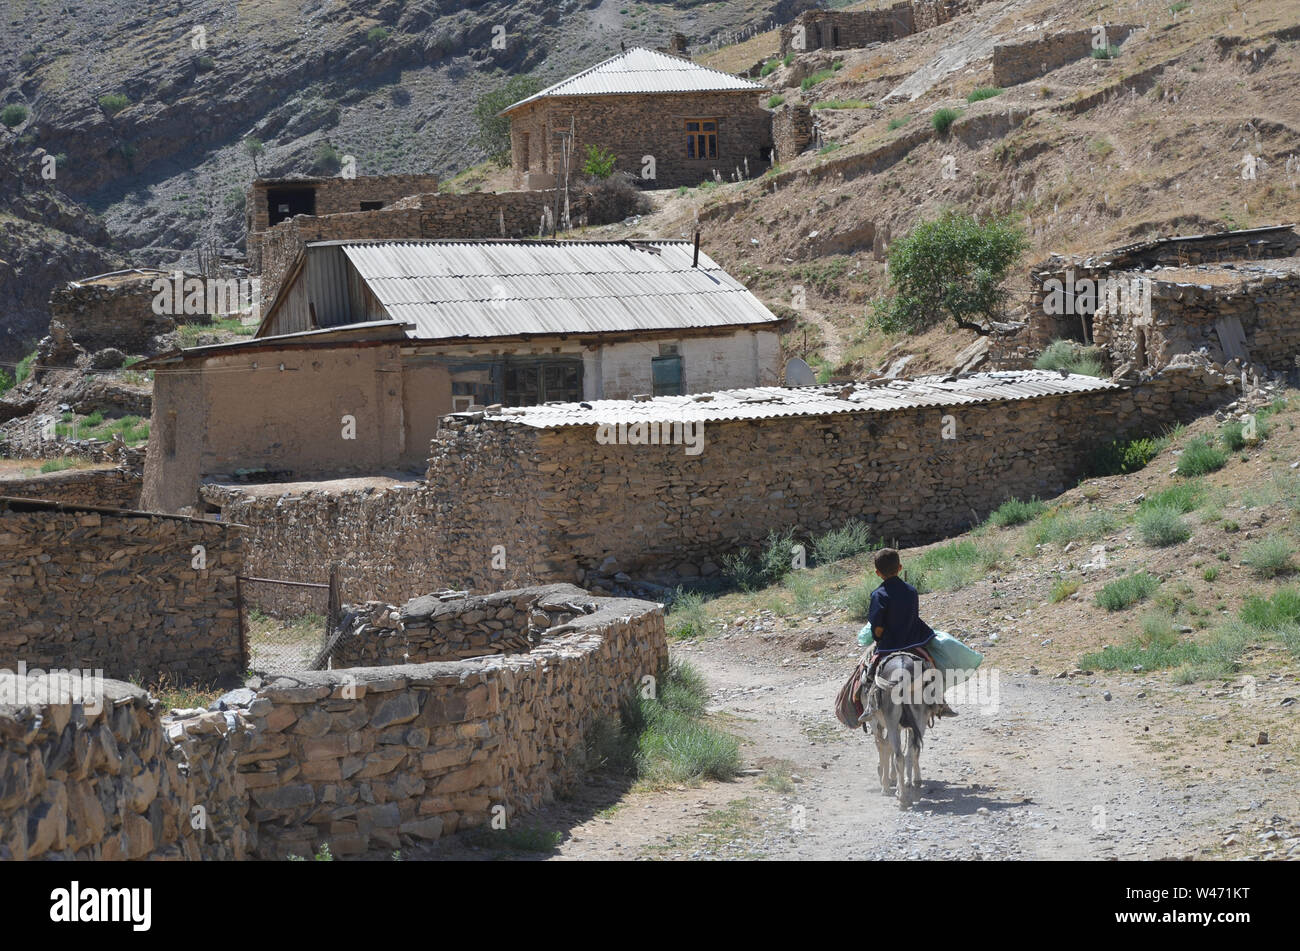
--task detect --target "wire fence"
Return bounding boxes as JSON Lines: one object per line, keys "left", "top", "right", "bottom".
{"left": 237, "top": 568, "right": 341, "bottom": 675}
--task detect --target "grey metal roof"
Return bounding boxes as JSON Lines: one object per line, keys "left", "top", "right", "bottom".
{"left": 476, "top": 371, "right": 1119, "bottom": 427}
{"left": 501, "top": 47, "right": 763, "bottom": 114}
{"left": 332, "top": 240, "right": 781, "bottom": 339}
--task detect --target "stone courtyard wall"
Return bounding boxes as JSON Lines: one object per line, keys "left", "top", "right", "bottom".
{"left": 0, "top": 499, "right": 244, "bottom": 685}
{"left": 0, "top": 466, "right": 142, "bottom": 509}
{"left": 211, "top": 369, "right": 1233, "bottom": 604}
{"left": 4, "top": 587, "right": 666, "bottom": 860}
{"left": 0, "top": 674, "right": 250, "bottom": 860}
{"left": 992, "top": 25, "right": 1138, "bottom": 87}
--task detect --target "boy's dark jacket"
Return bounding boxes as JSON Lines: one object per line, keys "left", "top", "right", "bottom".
{"left": 867, "top": 575, "right": 935, "bottom": 653}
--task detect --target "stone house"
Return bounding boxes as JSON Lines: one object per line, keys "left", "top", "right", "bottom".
{"left": 139, "top": 239, "right": 785, "bottom": 510}
{"left": 501, "top": 47, "right": 773, "bottom": 190}
{"left": 245, "top": 173, "right": 441, "bottom": 272}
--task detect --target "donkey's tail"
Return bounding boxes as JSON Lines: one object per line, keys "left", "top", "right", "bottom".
{"left": 899, "top": 705, "right": 924, "bottom": 753}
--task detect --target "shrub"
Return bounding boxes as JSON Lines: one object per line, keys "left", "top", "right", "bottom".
{"left": 1242, "top": 536, "right": 1294, "bottom": 578}
{"left": 931, "top": 107, "right": 961, "bottom": 134}
{"left": 887, "top": 116, "right": 909, "bottom": 131}
{"left": 1137, "top": 504, "right": 1191, "bottom": 547}
{"left": 988, "top": 497, "right": 1047, "bottom": 527}
{"left": 577, "top": 172, "right": 650, "bottom": 223}
{"left": 908, "top": 540, "right": 1001, "bottom": 593}
{"left": 98, "top": 93, "right": 130, "bottom": 115}
{"left": 1095, "top": 571, "right": 1161, "bottom": 611}
{"left": 40, "top": 459, "right": 73, "bottom": 473}
{"left": 580, "top": 144, "right": 616, "bottom": 179}
{"left": 666, "top": 589, "right": 709, "bottom": 639}
{"left": 1086, "top": 435, "right": 1160, "bottom": 476}
{"left": 1176, "top": 436, "right": 1227, "bottom": 477}
{"left": 1240, "top": 588, "right": 1300, "bottom": 629}
{"left": 812, "top": 519, "right": 875, "bottom": 566}
{"left": 966, "top": 87, "right": 1002, "bottom": 102}
{"left": 870, "top": 210, "right": 1028, "bottom": 335}
{"left": 846, "top": 580, "right": 876, "bottom": 620}
{"left": 1202, "top": 566, "right": 1219, "bottom": 582}
{"left": 721, "top": 527, "right": 800, "bottom": 591}
{"left": 760, "top": 59, "right": 779, "bottom": 77}
{"left": 1, "top": 104, "right": 29, "bottom": 128}
{"left": 801, "top": 68, "right": 838, "bottom": 91}
{"left": 310, "top": 142, "right": 343, "bottom": 175}
{"left": 366, "top": 26, "right": 390, "bottom": 44}
{"left": 1091, "top": 45, "right": 1120, "bottom": 59}
{"left": 0, "top": 368, "right": 12, "bottom": 394}
{"left": 767, "top": 94, "right": 785, "bottom": 108}
{"left": 1034, "top": 339, "right": 1106, "bottom": 376}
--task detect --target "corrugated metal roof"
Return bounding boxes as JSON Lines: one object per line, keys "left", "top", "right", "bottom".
{"left": 332, "top": 240, "right": 781, "bottom": 339}
{"left": 476, "top": 371, "right": 1119, "bottom": 427}
{"left": 501, "top": 47, "right": 763, "bottom": 113}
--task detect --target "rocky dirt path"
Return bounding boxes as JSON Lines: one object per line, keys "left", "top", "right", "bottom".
{"left": 431, "top": 631, "right": 1295, "bottom": 862}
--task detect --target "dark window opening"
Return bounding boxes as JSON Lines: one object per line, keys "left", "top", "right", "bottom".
{"left": 266, "top": 187, "right": 316, "bottom": 227}
{"left": 359, "top": 200, "right": 384, "bottom": 211}
{"left": 503, "top": 358, "right": 583, "bottom": 406}
{"left": 832, "top": 26, "right": 840, "bottom": 47}
{"left": 652, "top": 354, "right": 684, "bottom": 396}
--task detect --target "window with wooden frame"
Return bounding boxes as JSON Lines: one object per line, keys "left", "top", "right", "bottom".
{"left": 685, "top": 118, "right": 718, "bottom": 159}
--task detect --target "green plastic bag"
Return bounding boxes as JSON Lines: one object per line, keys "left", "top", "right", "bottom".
{"left": 926, "top": 630, "right": 983, "bottom": 686}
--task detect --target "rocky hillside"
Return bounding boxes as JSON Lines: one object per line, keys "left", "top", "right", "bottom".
{"left": 0, "top": 150, "right": 121, "bottom": 364}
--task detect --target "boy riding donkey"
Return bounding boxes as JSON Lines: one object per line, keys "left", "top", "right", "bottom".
{"left": 836, "top": 548, "right": 982, "bottom": 730}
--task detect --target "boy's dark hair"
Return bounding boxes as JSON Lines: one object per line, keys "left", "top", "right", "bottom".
{"left": 874, "top": 548, "right": 901, "bottom": 575}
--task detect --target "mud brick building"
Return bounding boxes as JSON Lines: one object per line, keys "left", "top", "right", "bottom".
{"left": 502, "top": 47, "right": 773, "bottom": 190}
{"left": 245, "top": 173, "right": 441, "bottom": 272}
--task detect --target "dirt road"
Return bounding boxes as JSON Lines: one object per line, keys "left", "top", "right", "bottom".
{"left": 431, "top": 627, "right": 1297, "bottom": 861}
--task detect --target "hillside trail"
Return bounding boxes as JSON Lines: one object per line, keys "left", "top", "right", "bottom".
{"left": 479, "top": 634, "right": 1276, "bottom": 862}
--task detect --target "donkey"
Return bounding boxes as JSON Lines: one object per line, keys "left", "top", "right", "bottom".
{"left": 860, "top": 652, "right": 934, "bottom": 808}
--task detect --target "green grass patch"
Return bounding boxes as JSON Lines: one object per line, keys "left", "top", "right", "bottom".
{"left": 39, "top": 458, "right": 74, "bottom": 473}
{"left": 98, "top": 92, "right": 130, "bottom": 114}
{"left": 1026, "top": 508, "right": 1116, "bottom": 546}
{"left": 966, "top": 87, "right": 1003, "bottom": 102}
{"left": 1086, "top": 435, "right": 1161, "bottom": 476}
{"left": 720, "top": 527, "right": 799, "bottom": 591}
{"left": 1091, "top": 44, "right": 1121, "bottom": 60}
{"left": 1176, "top": 436, "right": 1228, "bottom": 477}
{"left": 588, "top": 660, "right": 739, "bottom": 787}
{"left": 988, "top": 497, "right": 1047, "bottom": 527}
{"left": 767, "top": 94, "right": 785, "bottom": 108}
{"left": 906, "top": 540, "right": 1001, "bottom": 593}
{"left": 1095, "top": 571, "right": 1161, "bottom": 611}
{"left": 1139, "top": 481, "right": 1203, "bottom": 514}
{"left": 15, "top": 351, "right": 36, "bottom": 383}
{"left": 931, "top": 107, "right": 962, "bottom": 135}
{"left": 887, "top": 116, "right": 909, "bottom": 131}
{"left": 845, "top": 580, "right": 876, "bottom": 621}
{"left": 1083, "top": 615, "right": 1249, "bottom": 680}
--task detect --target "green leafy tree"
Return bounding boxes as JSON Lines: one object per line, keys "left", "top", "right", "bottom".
{"left": 871, "top": 210, "right": 1029, "bottom": 335}
{"left": 581, "top": 145, "right": 616, "bottom": 179}
{"left": 471, "top": 75, "right": 544, "bottom": 166}
{"left": 243, "top": 136, "right": 264, "bottom": 176}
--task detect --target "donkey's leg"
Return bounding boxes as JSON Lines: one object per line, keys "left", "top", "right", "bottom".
{"left": 873, "top": 720, "right": 893, "bottom": 793}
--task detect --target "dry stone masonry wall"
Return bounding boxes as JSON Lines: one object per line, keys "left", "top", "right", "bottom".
{"left": 992, "top": 25, "right": 1139, "bottom": 88}
{"left": 0, "top": 466, "right": 142, "bottom": 510}
{"left": 0, "top": 499, "right": 244, "bottom": 685}
{"left": 0, "top": 674, "right": 250, "bottom": 860}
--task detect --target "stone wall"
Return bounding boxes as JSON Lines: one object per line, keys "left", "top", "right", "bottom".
{"left": 773, "top": 103, "right": 815, "bottom": 163}
{"left": 0, "top": 673, "right": 250, "bottom": 860}
{"left": 234, "top": 586, "right": 665, "bottom": 858}
{"left": 212, "top": 371, "right": 1235, "bottom": 604}
{"left": 992, "top": 25, "right": 1139, "bottom": 87}
{"left": 780, "top": 5, "right": 915, "bottom": 55}
{"left": 48, "top": 274, "right": 177, "bottom": 355}
{"left": 0, "top": 465, "right": 142, "bottom": 509}
{"left": 3, "top": 586, "right": 664, "bottom": 860}
{"left": 0, "top": 499, "right": 244, "bottom": 685}
{"left": 329, "top": 587, "right": 595, "bottom": 668}
{"left": 1093, "top": 265, "right": 1300, "bottom": 376}
{"left": 509, "top": 91, "right": 773, "bottom": 192}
